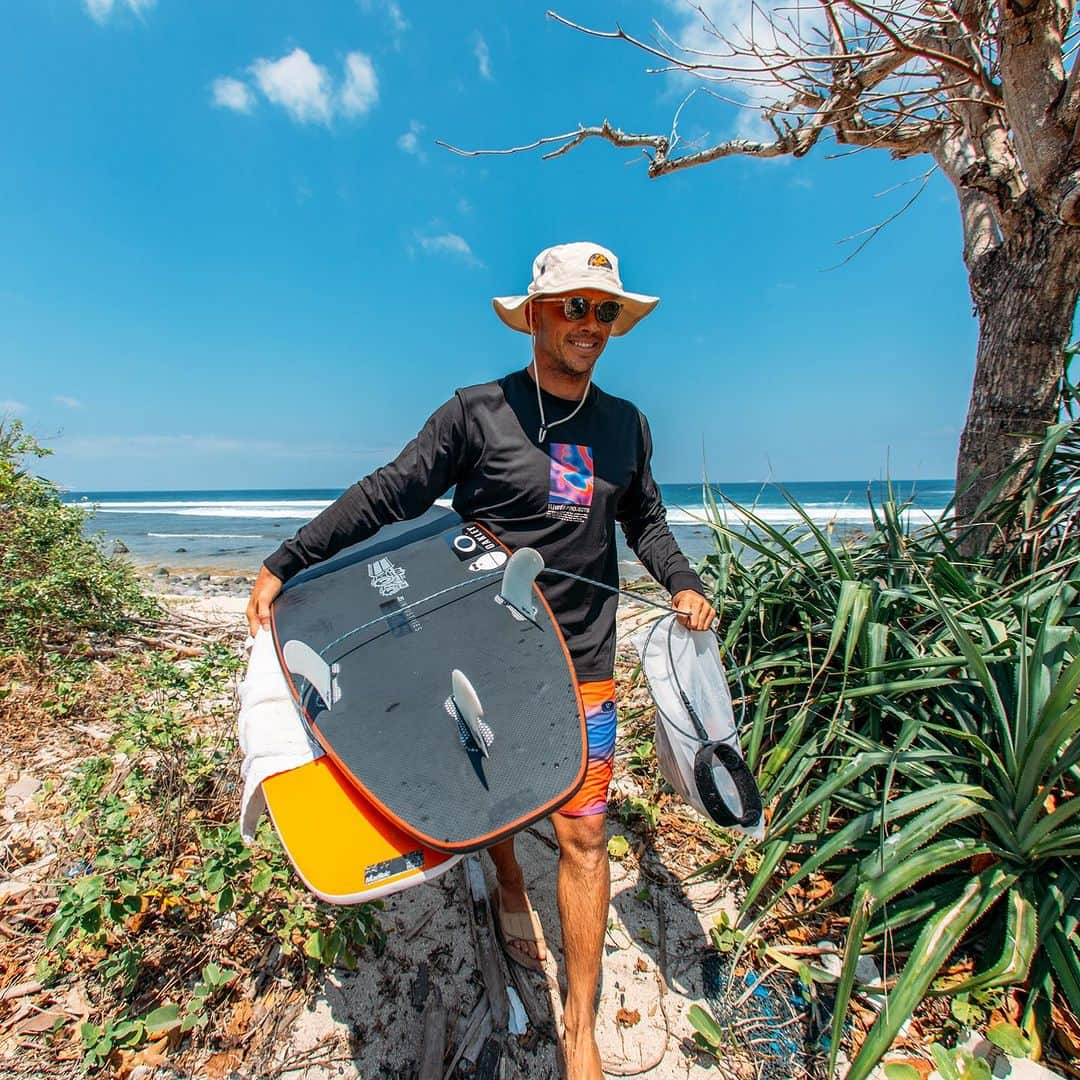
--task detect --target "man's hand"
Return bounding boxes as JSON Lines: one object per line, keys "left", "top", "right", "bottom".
{"left": 246, "top": 566, "right": 283, "bottom": 637}
{"left": 671, "top": 589, "right": 717, "bottom": 632}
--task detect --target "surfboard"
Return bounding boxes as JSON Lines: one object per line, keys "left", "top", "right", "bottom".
{"left": 261, "top": 757, "right": 461, "bottom": 904}
{"left": 269, "top": 509, "right": 587, "bottom": 854}
{"left": 239, "top": 627, "right": 461, "bottom": 904}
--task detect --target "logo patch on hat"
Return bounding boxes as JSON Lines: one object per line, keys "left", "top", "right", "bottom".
{"left": 587, "top": 252, "right": 612, "bottom": 269}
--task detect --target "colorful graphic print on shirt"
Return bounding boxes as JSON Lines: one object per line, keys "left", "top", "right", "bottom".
{"left": 547, "top": 443, "right": 594, "bottom": 522}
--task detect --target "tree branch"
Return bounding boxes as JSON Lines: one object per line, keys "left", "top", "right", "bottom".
{"left": 997, "top": 0, "right": 1072, "bottom": 197}
{"left": 439, "top": 119, "right": 799, "bottom": 177}
{"left": 839, "top": 0, "right": 989, "bottom": 84}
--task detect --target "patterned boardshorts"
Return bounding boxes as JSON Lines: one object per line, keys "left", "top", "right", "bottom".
{"left": 558, "top": 679, "right": 617, "bottom": 817}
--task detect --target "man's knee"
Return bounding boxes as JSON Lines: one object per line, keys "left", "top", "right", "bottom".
{"left": 554, "top": 813, "right": 608, "bottom": 875}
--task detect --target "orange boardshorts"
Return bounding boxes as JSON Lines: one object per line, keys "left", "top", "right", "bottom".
{"left": 558, "top": 679, "right": 617, "bottom": 818}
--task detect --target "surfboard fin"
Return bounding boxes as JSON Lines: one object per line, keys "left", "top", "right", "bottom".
{"left": 283, "top": 640, "right": 340, "bottom": 710}
{"left": 451, "top": 669, "right": 491, "bottom": 758}
{"left": 498, "top": 547, "right": 543, "bottom": 624}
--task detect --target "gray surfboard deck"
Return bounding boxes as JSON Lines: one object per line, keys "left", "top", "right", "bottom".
{"left": 269, "top": 509, "right": 587, "bottom": 853}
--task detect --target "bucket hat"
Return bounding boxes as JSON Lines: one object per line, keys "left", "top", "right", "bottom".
{"left": 492, "top": 242, "right": 659, "bottom": 337}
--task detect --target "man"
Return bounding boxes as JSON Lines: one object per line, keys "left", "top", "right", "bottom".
{"left": 246, "top": 242, "right": 715, "bottom": 1080}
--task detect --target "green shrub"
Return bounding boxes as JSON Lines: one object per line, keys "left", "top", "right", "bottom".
{"left": 0, "top": 419, "right": 156, "bottom": 659}
{"left": 697, "top": 412, "right": 1079, "bottom": 1078}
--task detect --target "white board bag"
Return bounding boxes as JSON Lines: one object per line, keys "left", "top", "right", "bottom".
{"left": 631, "top": 615, "right": 765, "bottom": 842}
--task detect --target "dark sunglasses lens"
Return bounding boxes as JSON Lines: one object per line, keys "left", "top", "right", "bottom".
{"left": 596, "top": 300, "right": 621, "bottom": 324}
{"left": 563, "top": 296, "right": 589, "bottom": 320}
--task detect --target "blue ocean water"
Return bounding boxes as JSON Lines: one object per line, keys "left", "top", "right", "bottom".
{"left": 65, "top": 480, "right": 954, "bottom": 574}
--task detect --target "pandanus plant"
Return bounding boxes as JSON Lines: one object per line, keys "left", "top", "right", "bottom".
{"left": 695, "top": 397, "right": 1079, "bottom": 1077}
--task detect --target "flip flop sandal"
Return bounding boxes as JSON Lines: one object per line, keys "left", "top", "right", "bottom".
{"left": 491, "top": 889, "right": 547, "bottom": 972}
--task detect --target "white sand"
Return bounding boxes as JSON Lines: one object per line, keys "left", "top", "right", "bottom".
{"left": 280, "top": 821, "right": 738, "bottom": 1078}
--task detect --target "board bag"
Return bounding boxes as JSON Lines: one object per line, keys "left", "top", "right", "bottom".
{"left": 631, "top": 615, "right": 765, "bottom": 841}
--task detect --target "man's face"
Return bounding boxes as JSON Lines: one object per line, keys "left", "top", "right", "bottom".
{"left": 528, "top": 289, "right": 616, "bottom": 380}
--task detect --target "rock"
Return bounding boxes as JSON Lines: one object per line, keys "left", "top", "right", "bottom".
{"left": 175, "top": 546, "right": 187, "bottom": 553}
{"left": 196, "top": 572, "right": 211, "bottom": 582}
{"left": 154, "top": 567, "right": 169, "bottom": 577}
{"left": 112, "top": 539, "right": 129, "bottom": 554}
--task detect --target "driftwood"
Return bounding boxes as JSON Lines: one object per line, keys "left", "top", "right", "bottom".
{"left": 462, "top": 858, "right": 509, "bottom": 1032}
{"left": 442, "top": 997, "right": 492, "bottom": 1079}
{"left": 417, "top": 986, "right": 448, "bottom": 1080}
{"left": 505, "top": 958, "right": 554, "bottom": 1040}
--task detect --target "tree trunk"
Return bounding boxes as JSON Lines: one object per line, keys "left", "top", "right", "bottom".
{"left": 956, "top": 210, "right": 1080, "bottom": 547}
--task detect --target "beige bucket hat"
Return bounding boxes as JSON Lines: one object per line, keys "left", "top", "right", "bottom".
{"left": 493, "top": 242, "right": 659, "bottom": 337}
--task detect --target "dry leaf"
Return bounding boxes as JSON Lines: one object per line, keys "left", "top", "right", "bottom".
{"left": 204, "top": 1049, "right": 244, "bottom": 1078}
{"left": 615, "top": 1008, "right": 640, "bottom": 1028}
{"left": 112, "top": 1035, "right": 170, "bottom": 1078}
{"left": 16, "top": 1009, "right": 67, "bottom": 1035}
{"left": 226, "top": 998, "right": 253, "bottom": 1038}
{"left": 883, "top": 1059, "right": 932, "bottom": 1079}
{"left": 634, "top": 958, "right": 649, "bottom": 973}
{"left": 59, "top": 983, "right": 90, "bottom": 1020}
{"left": 1052, "top": 1003, "right": 1080, "bottom": 1058}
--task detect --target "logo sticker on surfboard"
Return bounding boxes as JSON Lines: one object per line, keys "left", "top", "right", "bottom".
{"left": 368, "top": 557, "right": 409, "bottom": 597}
{"left": 448, "top": 524, "right": 499, "bottom": 562}
{"left": 468, "top": 551, "right": 507, "bottom": 573}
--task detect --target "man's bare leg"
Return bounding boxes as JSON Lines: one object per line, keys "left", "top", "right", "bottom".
{"left": 551, "top": 811, "right": 608, "bottom": 1080}
{"left": 486, "top": 836, "right": 544, "bottom": 963}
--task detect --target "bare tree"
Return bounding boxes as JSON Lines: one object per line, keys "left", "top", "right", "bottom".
{"left": 442, "top": 1, "right": 1080, "bottom": 541}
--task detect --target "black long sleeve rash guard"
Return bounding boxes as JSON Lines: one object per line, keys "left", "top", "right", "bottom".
{"left": 264, "top": 368, "right": 704, "bottom": 681}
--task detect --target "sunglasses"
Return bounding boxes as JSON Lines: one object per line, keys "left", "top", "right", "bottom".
{"left": 534, "top": 296, "right": 622, "bottom": 324}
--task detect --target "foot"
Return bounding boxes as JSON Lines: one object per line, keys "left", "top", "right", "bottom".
{"left": 561, "top": 1018, "right": 603, "bottom": 1080}
{"left": 492, "top": 877, "right": 546, "bottom": 969}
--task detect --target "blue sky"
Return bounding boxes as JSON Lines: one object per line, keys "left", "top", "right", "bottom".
{"left": 2, "top": 0, "right": 975, "bottom": 490}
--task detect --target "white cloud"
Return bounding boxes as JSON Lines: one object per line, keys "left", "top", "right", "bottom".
{"left": 231, "top": 48, "right": 380, "bottom": 125}
{"left": 84, "top": 0, "right": 155, "bottom": 23}
{"left": 211, "top": 76, "right": 256, "bottom": 114}
{"left": 473, "top": 33, "right": 492, "bottom": 80}
{"left": 360, "top": 0, "right": 409, "bottom": 34}
{"left": 250, "top": 49, "right": 333, "bottom": 126}
{"left": 55, "top": 396, "right": 83, "bottom": 410}
{"left": 397, "top": 120, "right": 425, "bottom": 159}
{"left": 0, "top": 400, "right": 27, "bottom": 415}
{"left": 386, "top": 1, "right": 408, "bottom": 33}
{"left": 416, "top": 232, "right": 483, "bottom": 267}
{"left": 339, "top": 51, "right": 379, "bottom": 117}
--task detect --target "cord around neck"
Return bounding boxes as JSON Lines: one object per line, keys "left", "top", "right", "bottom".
{"left": 529, "top": 335, "right": 592, "bottom": 443}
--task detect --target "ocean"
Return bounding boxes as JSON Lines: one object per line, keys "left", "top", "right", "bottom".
{"left": 65, "top": 481, "right": 954, "bottom": 577}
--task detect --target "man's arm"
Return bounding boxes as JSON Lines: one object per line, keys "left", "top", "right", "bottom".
{"left": 616, "top": 412, "right": 716, "bottom": 632}
{"left": 246, "top": 394, "right": 469, "bottom": 634}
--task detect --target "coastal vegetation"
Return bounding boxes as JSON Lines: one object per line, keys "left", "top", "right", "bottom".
{"left": 691, "top": 371, "right": 1080, "bottom": 1075}
{"left": 0, "top": 420, "right": 155, "bottom": 661}
{"left": 446, "top": 0, "right": 1080, "bottom": 534}
{"left": 0, "top": 422, "right": 380, "bottom": 1075}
